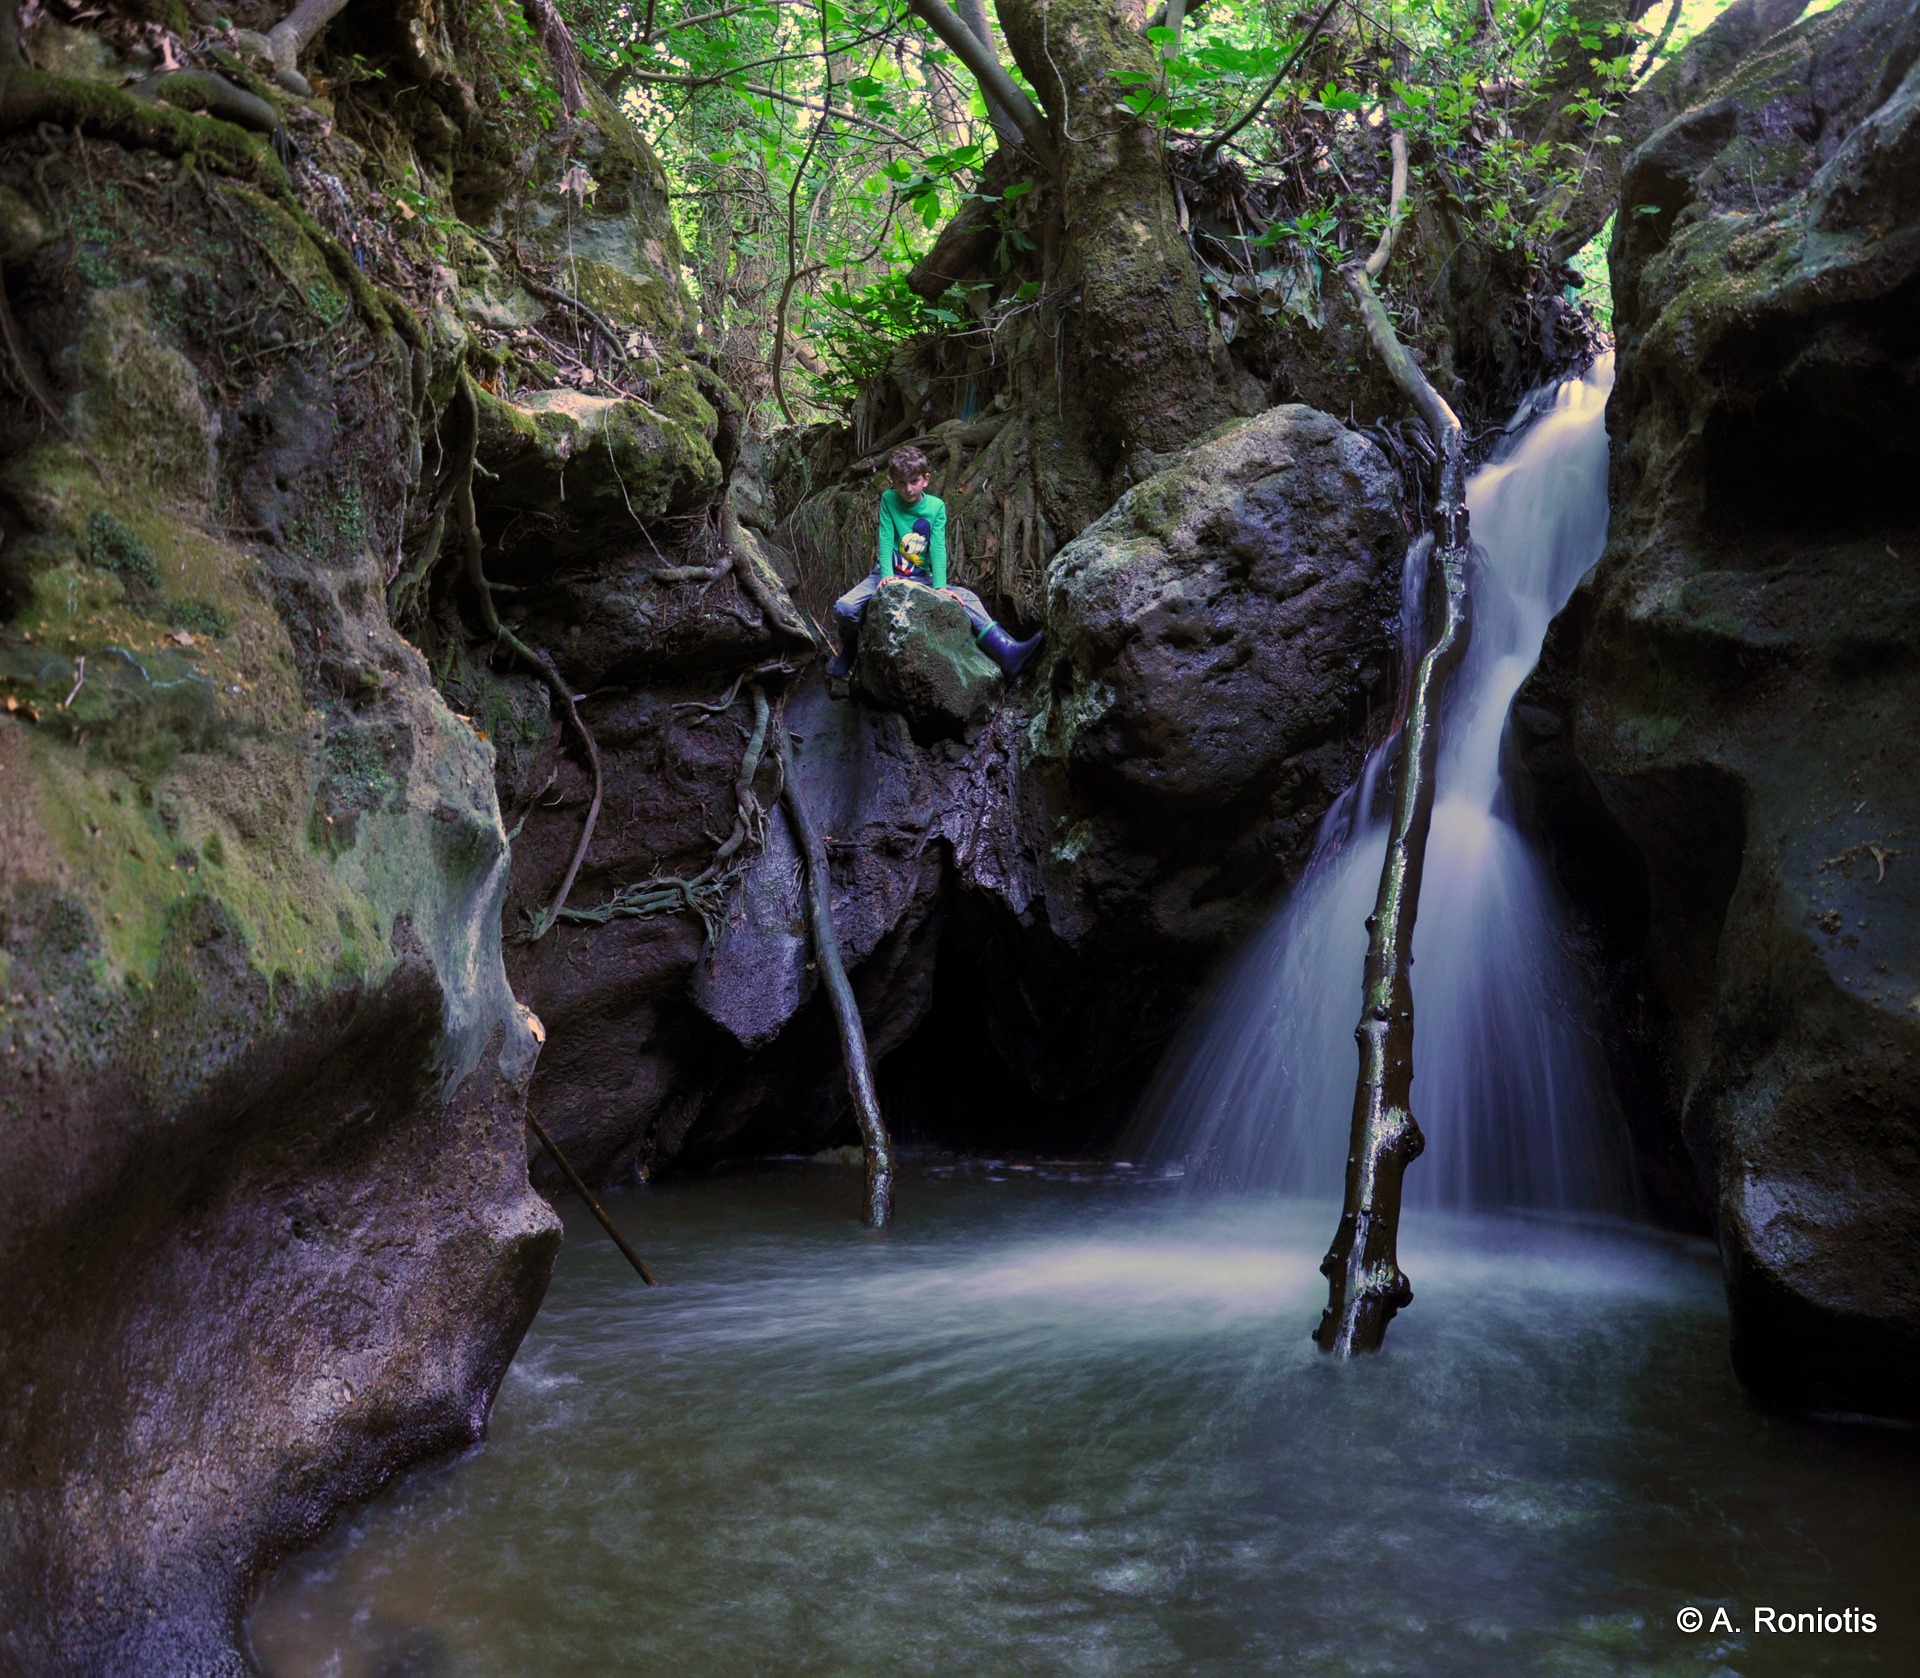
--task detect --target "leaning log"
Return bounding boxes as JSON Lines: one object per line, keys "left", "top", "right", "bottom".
{"left": 1313, "top": 127, "right": 1474, "bottom": 1355}
{"left": 774, "top": 716, "right": 895, "bottom": 1228}
{"left": 1312, "top": 530, "right": 1469, "bottom": 1355}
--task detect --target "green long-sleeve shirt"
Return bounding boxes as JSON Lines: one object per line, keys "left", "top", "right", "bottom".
{"left": 876, "top": 488, "right": 948, "bottom": 589}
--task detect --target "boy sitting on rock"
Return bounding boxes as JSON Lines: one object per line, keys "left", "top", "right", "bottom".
{"left": 826, "top": 444, "right": 1043, "bottom": 681}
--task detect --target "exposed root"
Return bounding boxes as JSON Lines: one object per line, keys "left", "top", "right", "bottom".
{"left": 774, "top": 701, "right": 894, "bottom": 1229}
{"left": 520, "top": 0, "right": 586, "bottom": 118}
{"left": 560, "top": 668, "right": 794, "bottom": 937}
{"left": 651, "top": 551, "right": 734, "bottom": 585}
{"left": 0, "top": 68, "right": 288, "bottom": 191}
{"left": 266, "top": 0, "right": 352, "bottom": 72}
{"left": 454, "top": 372, "right": 604, "bottom": 941}
{"left": 132, "top": 68, "right": 281, "bottom": 136}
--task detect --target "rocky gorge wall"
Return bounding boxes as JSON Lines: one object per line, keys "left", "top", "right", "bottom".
{"left": 0, "top": 5, "right": 1411, "bottom": 1663}
{"left": 7, "top": 0, "right": 1918, "bottom": 1663}
{"left": 0, "top": 2, "right": 725, "bottom": 1666}
{"left": 1519, "top": 0, "right": 1920, "bottom": 1418}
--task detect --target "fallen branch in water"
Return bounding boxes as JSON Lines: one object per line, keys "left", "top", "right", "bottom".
{"left": 527, "top": 1113, "right": 657, "bottom": 1284}
{"left": 1315, "top": 123, "right": 1472, "bottom": 1357}
{"left": 774, "top": 705, "right": 894, "bottom": 1229}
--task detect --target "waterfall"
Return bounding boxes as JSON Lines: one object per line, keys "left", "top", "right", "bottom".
{"left": 1136, "top": 355, "right": 1627, "bottom": 1212}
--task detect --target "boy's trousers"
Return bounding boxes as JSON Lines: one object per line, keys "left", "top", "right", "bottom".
{"left": 833, "top": 572, "right": 994, "bottom": 633}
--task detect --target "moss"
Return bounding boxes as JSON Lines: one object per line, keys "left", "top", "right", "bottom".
{"left": 565, "top": 255, "right": 681, "bottom": 338}
{"left": 291, "top": 474, "right": 372, "bottom": 565}
{"left": 0, "top": 69, "right": 289, "bottom": 194}
{"left": 71, "top": 284, "right": 218, "bottom": 506}
{"left": 85, "top": 510, "right": 159, "bottom": 592}
{"left": 165, "top": 599, "right": 231, "bottom": 638}
{"left": 322, "top": 726, "right": 399, "bottom": 811}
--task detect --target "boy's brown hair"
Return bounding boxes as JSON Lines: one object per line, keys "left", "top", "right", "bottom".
{"left": 888, "top": 444, "right": 931, "bottom": 484}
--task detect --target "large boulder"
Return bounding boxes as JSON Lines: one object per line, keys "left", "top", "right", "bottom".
{"left": 0, "top": 134, "right": 556, "bottom": 1675}
{"left": 1518, "top": 0, "right": 1920, "bottom": 1417}
{"left": 1033, "top": 403, "right": 1405, "bottom": 833}
{"left": 851, "top": 579, "right": 1001, "bottom": 742}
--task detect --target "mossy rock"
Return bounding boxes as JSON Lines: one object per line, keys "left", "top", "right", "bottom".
{"left": 472, "top": 384, "right": 721, "bottom": 571}
{"left": 851, "top": 580, "right": 999, "bottom": 742}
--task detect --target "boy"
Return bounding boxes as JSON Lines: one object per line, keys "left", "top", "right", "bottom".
{"left": 826, "top": 444, "right": 1044, "bottom": 681}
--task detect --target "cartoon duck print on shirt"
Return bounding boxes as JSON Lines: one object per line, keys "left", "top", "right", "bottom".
{"left": 891, "top": 518, "right": 934, "bottom": 583}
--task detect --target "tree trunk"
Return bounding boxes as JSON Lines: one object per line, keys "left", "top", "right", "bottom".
{"left": 1313, "top": 533, "right": 1469, "bottom": 1356}
{"left": 993, "top": 0, "right": 1242, "bottom": 461}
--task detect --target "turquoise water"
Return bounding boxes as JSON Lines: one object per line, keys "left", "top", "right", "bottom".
{"left": 250, "top": 1163, "right": 1919, "bottom": 1675}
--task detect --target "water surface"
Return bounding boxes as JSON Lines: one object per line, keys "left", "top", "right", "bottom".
{"left": 251, "top": 1165, "right": 1919, "bottom": 1676}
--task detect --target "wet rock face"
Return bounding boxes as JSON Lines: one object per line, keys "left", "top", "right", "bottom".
{"left": 1034, "top": 404, "right": 1404, "bottom": 822}
{"left": 0, "top": 154, "right": 560, "bottom": 1678}
{"left": 1519, "top": 0, "right": 1920, "bottom": 1417}
{"left": 851, "top": 580, "right": 1001, "bottom": 741}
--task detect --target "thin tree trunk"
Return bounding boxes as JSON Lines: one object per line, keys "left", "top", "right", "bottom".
{"left": 904, "top": 0, "right": 1057, "bottom": 168}
{"left": 1314, "top": 133, "right": 1474, "bottom": 1356}
{"left": 953, "top": 0, "right": 1026, "bottom": 150}
{"left": 774, "top": 714, "right": 895, "bottom": 1228}
{"left": 1312, "top": 530, "right": 1469, "bottom": 1356}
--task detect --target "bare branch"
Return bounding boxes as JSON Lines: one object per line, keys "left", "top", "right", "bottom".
{"left": 1361, "top": 126, "right": 1409, "bottom": 279}
{"left": 903, "top": 0, "right": 1058, "bottom": 170}
{"left": 1200, "top": 0, "right": 1342, "bottom": 169}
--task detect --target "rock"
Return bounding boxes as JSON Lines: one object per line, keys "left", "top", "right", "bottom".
{"left": 473, "top": 382, "right": 722, "bottom": 574}
{"left": 1033, "top": 403, "right": 1404, "bottom": 820}
{"left": 851, "top": 579, "right": 1001, "bottom": 741}
{"left": 0, "top": 159, "right": 557, "bottom": 1669}
{"left": 1518, "top": 0, "right": 1920, "bottom": 1418}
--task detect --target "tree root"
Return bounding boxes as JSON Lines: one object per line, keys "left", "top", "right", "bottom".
{"left": 0, "top": 268, "right": 62, "bottom": 432}
{"left": 454, "top": 372, "right": 604, "bottom": 942}
{"left": 651, "top": 551, "right": 734, "bottom": 585}
{"left": 132, "top": 68, "right": 281, "bottom": 136}
{"left": 855, "top": 411, "right": 1005, "bottom": 476}
{"left": 505, "top": 251, "right": 635, "bottom": 369}
{"left": 560, "top": 669, "right": 794, "bottom": 938}
{"left": 266, "top": 0, "right": 352, "bottom": 71}
{"left": 0, "top": 68, "right": 288, "bottom": 192}
{"left": 520, "top": 0, "right": 586, "bottom": 117}
{"left": 774, "top": 703, "right": 894, "bottom": 1229}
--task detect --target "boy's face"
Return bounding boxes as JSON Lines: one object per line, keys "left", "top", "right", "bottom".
{"left": 893, "top": 472, "right": 930, "bottom": 505}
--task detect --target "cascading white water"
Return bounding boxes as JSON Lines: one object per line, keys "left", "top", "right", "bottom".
{"left": 1137, "top": 355, "right": 1627, "bottom": 1211}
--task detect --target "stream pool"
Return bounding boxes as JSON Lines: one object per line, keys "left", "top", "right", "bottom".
{"left": 249, "top": 1163, "right": 1919, "bottom": 1676}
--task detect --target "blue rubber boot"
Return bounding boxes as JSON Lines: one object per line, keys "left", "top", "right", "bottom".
{"left": 978, "top": 622, "right": 1044, "bottom": 677}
